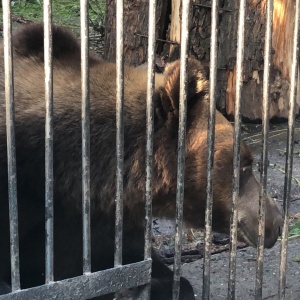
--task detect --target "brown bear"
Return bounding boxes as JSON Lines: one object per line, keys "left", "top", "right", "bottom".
{"left": 0, "top": 23, "right": 282, "bottom": 299}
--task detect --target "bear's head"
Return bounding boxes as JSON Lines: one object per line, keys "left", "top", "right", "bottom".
{"left": 152, "top": 59, "right": 282, "bottom": 249}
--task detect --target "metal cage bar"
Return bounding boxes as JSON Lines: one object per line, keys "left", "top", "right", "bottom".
{"left": 144, "top": 0, "right": 156, "bottom": 265}
{"left": 138, "top": 1, "right": 157, "bottom": 298}
{"left": 0, "top": 261, "right": 152, "bottom": 300}
{"left": 255, "top": 0, "right": 274, "bottom": 298}
{"left": 43, "top": 0, "right": 54, "bottom": 284}
{"left": 114, "top": 0, "right": 125, "bottom": 267}
{"left": 172, "top": 0, "right": 191, "bottom": 299}
{"left": 80, "top": 0, "right": 92, "bottom": 275}
{"left": 278, "top": 0, "right": 300, "bottom": 298}
{"left": 227, "top": 0, "right": 246, "bottom": 299}
{"left": 202, "top": 0, "right": 219, "bottom": 298}
{"left": 2, "top": 0, "right": 20, "bottom": 292}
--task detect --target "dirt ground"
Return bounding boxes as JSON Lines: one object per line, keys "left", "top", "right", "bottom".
{"left": 155, "top": 121, "right": 300, "bottom": 299}
{"left": 182, "top": 237, "right": 300, "bottom": 300}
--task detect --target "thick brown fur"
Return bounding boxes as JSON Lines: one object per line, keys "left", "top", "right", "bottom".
{"left": 12, "top": 22, "right": 99, "bottom": 67}
{"left": 0, "top": 23, "right": 282, "bottom": 299}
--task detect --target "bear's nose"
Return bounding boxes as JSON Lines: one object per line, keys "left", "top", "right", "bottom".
{"left": 264, "top": 214, "right": 283, "bottom": 249}
{"left": 274, "top": 213, "right": 283, "bottom": 234}
{"left": 278, "top": 223, "right": 282, "bottom": 237}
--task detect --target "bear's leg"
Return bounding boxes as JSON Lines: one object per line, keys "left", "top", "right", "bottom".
{"left": 0, "top": 207, "right": 11, "bottom": 291}
{"left": 122, "top": 229, "right": 195, "bottom": 300}
{"left": 5, "top": 217, "right": 195, "bottom": 299}
{"left": 149, "top": 254, "right": 195, "bottom": 300}
{"left": 0, "top": 280, "right": 11, "bottom": 295}
{"left": 16, "top": 208, "right": 85, "bottom": 289}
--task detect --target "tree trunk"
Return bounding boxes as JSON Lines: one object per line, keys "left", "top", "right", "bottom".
{"left": 226, "top": 0, "right": 299, "bottom": 121}
{"left": 104, "top": 0, "right": 169, "bottom": 66}
{"left": 104, "top": 0, "right": 299, "bottom": 121}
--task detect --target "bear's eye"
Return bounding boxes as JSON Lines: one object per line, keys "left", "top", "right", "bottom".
{"left": 241, "top": 165, "right": 252, "bottom": 173}
{"left": 239, "top": 164, "right": 253, "bottom": 188}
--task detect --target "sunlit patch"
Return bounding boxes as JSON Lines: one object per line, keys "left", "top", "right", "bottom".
{"left": 274, "top": 0, "right": 285, "bottom": 24}
{"left": 196, "top": 74, "right": 208, "bottom": 93}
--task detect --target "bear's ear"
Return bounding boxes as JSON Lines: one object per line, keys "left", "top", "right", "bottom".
{"left": 13, "top": 23, "right": 44, "bottom": 59}
{"left": 158, "top": 58, "right": 208, "bottom": 118}
{"left": 13, "top": 23, "right": 81, "bottom": 62}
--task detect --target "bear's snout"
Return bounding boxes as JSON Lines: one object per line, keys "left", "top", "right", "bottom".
{"left": 237, "top": 175, "right": 283, "bottom": 248}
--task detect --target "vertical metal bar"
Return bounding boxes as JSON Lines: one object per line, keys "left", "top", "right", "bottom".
{"left": 43, "top": 0, "right": 54, "bottom": 284}
{"left": 255, "top": 0, "right": 274, "bottom": 298}
{"left": 202, "top": 0, "right": 218, "bottom": 299}
{"left": 278, "top": 0, "right": 300, "bottom": 298}
{"left": 144, "top": 0, "right": 155, "bottom": 262}
{"left": 114, "top": 0, "right": 124, "bottom": 267}
{"left": 138, "top": 1, "right": 156, "bottom": 299}
{"left": 227, "top": 0, "right": 246, "bottom": 299}
{"left": 80, "top": 0, "right": 91, "bottom": 274}
{"left": 2, "top": 0, "right": 20, "bottom": 292}
{"left": 172, "top": 0, "right": 191, "bottom": 299}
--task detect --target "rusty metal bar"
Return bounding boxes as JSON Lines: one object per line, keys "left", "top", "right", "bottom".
{"left": 144, "top": 0, "right": 156, "bottom": 263}
{"left": 137, "top": 1, "right": 157, "bottom": 298}
{"left": 2, "top": 0, "right": 20, "bottom": 292}
{"left": 43, "top": 0, "right": 54, "bottom": 284}
{"left": 202, "top": 0, "right": 219, "bottom": 299}
{"left": 255, "top": 0, "right": 274, "bottom": 298}
{"left": 172, "top": 0, "right": 191, "bottom": 299}
{"left": 278, "top": 0, "right": 300, "bottom": 298}
{"left": 80, "top": 0, "right": 91, "bottom": 275}
{"left": 114, "top": 0, "right": 125, "bottom": 267}
{"left": 0, "top": 261, "right": 152, "bottom": 300}
{"left": 227, "top": 0, "right": 246, "bottom": 299}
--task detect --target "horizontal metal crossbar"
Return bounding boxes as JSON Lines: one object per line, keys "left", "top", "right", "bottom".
{"left": 0, "top": 260, "right": 152, "bottom": 300}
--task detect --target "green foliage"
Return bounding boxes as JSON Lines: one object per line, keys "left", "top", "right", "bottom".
{"left": 1, "top": 0, "right": 105, "bottom": 31}
{"left": 289, "top": 219, "right": 300, "bottom": 239}
{"left": 288, "top": 217, "right": 300, "bottom": 261}
{"left": 11, "top": 0, "right": 43, "bottom": 21}
{"left": 292, "top": 256, "right": 300, "bottom": 263}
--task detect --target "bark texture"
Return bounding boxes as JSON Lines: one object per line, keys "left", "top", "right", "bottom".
{"left": 104, "top": 0, "right": 299, "bottom": 120}
{"left": 225, "top": 0, "right": 299, "bottom": 120}
{"left": 104, "top": 0, "right": 169, "bottom": 66}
